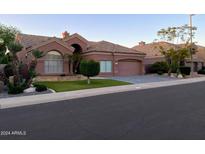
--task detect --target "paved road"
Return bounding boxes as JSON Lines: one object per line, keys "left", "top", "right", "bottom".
{"left": 1, "top": 81, "right": 205, "bottom": 140}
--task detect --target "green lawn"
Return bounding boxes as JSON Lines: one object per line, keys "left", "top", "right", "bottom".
{"left": 35, "top": 79, "right": 131, "bottom": 92}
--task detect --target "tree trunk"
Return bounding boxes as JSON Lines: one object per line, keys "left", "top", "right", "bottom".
{"left": 87, "top": 77, "right": 90, "bottom": 84}
{"left": 12, "top": 56, "right": 20, "bottom": 85}
{"left": 168, "top": 69, "right": 171, "bottom": 76}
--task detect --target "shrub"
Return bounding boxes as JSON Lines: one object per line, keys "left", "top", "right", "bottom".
{"left": 0, "top": 56, "right": 9, "bottom": 64}
{"left": 180, "top": 66, "right": 191, "bottom": 76}
{"left": 8, "top": 83, "right": 24, "bottom": 94}
{"left": 4, "top": 64, "right": 13, "bottom": 78}
{"left": 198, "top": 69, "right": 205, "bottom": 74}
{"left": 0, "top": 72, "right": 6, "bottom": 84}
{"left": 151, "top": 61, "right": 168, "bottom": 75}
{"left": 170, "top": 62, "right": 178, "bottom": 73}
{"left": 19, "top": 63, "right": 30, "bottom": 80}
{"left": 145, "top": 65, "right": 153, "bottom": 74}
{"left": 80, "top": 60, "right": 100, "bottom": 84}
{"left": 34, "top": 84, "right": 47, "bottom": 92}
{"left": 60, "top": 73, "right": 66, "bottom": 76}
{"left": 29, "top": 69, "right": 37, "bottom": 79}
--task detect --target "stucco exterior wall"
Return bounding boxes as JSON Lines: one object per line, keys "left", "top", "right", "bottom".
{"left": 34, "top": 41, "right": 73, "bottom": 75}
{"left": 83, "top": 52, "right": 145, "bottom": 76}
{"left": 17, "top": 37, "right": 146, "bottom": 77}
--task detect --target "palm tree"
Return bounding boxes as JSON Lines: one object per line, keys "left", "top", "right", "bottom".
{"left": 31, "top": 49, "right": 44, "bottom": 65}
{"left": 65, "top": 53, "right": 82, "bottom": 75}
{"left": 25, "top": 49, "right": 44, "bottom": 87}
{"left": 7, "top": 42, "right": 23, "bottom": 84}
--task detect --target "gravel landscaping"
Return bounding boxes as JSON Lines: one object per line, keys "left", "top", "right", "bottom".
{"left": 0, "top": 86, "right": 53, "bottom": 99}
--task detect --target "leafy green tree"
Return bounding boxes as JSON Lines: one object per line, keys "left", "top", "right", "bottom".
{"left": 80, "top": 60, "right": 100, "bottom": 84}
{"left": 156, "top": 25, "right": 196, "bottom": 76}
{"left": 0, "top": 24, "right": 20, "bottom": 64}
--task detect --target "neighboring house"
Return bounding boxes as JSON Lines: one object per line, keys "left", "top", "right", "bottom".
{"left": 16, "top": 32, "right": 146, "bottom": 77}
{"left": 133, "top": 41, "right": 205, "bottom": 73}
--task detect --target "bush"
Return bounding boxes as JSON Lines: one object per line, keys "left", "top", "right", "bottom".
{"left": 180, "top": 66, "right": 191, "bottom": 76}
{"left": 0, "top": 72, "right": 6, "bottom": 84}
{"left": 60, "top": 73, "right": 66, "bottom": 76}
{"left": 0, "top": 55, "right": 9, "bottom": 64}
{"left": 34, "top": 84, "right": 47, "bottom": 92}
{"left": 198, "top": 69, "right": 205, "bottom": 74}
{"left": 151, "top": 61, "right": 168, "bottom": 75}
{"left": 170, "top": 62, "right": 178, "bottom": 73}
{"left": 8, "top": 83, "right": 24, "bottom": 94}
{"left": 29, "top": 69, "right": 37, "bottom": 79}
{"left": 19, "top": 63, "right": 30, "bottom": 80}
{"left": 80, "top": 60, "right": 100, "bottom": 84}
{"left": 4, "top": 64, "right": 13, "bottom": 78}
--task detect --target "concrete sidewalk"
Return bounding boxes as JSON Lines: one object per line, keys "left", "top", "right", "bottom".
{"left": 1, "top": 76, "right": 205, "bottom": 109}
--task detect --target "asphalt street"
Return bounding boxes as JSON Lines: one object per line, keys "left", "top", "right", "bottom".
{"left": 1, "top": 81, "right": 205, "bottom": 140}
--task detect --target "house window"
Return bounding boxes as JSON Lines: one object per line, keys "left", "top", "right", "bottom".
{"left": 45, "top": 51, "right": 63, "bottom": 74}
{"left": 100, "top": 61, "right": 112, "bottom": 73}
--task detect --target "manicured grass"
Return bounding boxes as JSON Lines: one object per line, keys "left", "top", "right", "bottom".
{"left": 35, "top": 79, "right": 131, "bottom": 92}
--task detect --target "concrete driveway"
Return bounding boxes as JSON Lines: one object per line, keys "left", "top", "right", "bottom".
{"left": 110, "top": 74, "right": 178, "bottom": 84}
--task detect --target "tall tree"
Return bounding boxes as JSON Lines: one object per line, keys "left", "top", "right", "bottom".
{"left": 157, "top": 25, "right": 197, "bottom": 76}
{"left": 0, "top": 24, "right": 20, "bottom": 64}
{"left": 7, "top": 42, "right": 23, "bottom": 84}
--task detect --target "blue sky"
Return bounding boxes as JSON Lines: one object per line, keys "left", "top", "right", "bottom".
{"left": 0, "top": 14, "right": 205, "bottom": 47}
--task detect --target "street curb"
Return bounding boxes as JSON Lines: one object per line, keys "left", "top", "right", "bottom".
{"left": 1, "top": 77, "right": 205, "bottom": 109}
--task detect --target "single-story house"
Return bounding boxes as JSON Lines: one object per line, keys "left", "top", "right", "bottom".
{"left": 132, "top": 41, "right": 205, "bottom": 73}
{"left": 16, "top": 32, "right": 146, "bottom": 77}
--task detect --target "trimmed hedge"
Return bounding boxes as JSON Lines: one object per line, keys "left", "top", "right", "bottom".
{"left": 80, "top": 60, "right": 100, "bottom": 77}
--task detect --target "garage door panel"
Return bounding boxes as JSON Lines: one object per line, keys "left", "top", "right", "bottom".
{"left": 118, "top": 60, "right": 141, "bottom": 76}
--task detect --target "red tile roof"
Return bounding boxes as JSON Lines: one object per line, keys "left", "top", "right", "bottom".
{"left": 133, "top": 41, "right": 205, "bottom": 62}
{"left": 87, "top": 40, "right": 145, "bottom": 55}
{"left": 17, "top": 33, "right": 145, "bottom": 55}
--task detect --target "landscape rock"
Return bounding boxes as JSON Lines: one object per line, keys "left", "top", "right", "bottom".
{"left": 23, "top": 87, "right": 36, "bottom": 93}
{"left": 177, "top": 74, "right": 184, "bottom": 79}
{"left": 171, "top": 73, "right": 176, "bottom": 78}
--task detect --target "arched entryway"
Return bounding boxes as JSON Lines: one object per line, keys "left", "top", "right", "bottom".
{"left": 71, "top": 44, "right": 82, "bottom": 74}
{"left": 44, "top": 51, "right": 63, "bottom": 74}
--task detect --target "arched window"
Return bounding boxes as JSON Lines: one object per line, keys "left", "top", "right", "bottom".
{"left": 44, "top": 51, "right": 63, "bottom": 74}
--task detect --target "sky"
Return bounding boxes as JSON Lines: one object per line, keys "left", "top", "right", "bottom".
{"left": 0, "top": 14, "right": 205, "bottom": 47}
